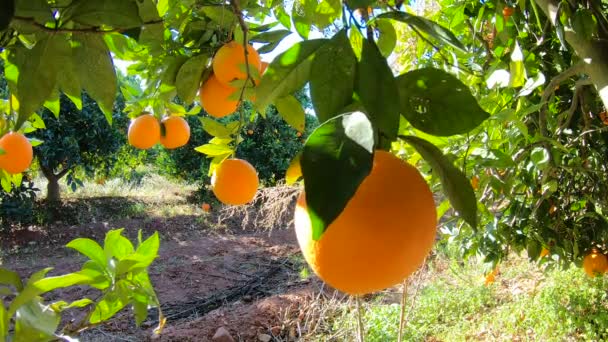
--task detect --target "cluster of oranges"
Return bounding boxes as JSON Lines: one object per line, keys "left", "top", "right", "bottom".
{"left": 199, "top": 41, "right": 267, "bottom": 118}
{"left": 0, "top": 132, "right": 33, "bottom": 175}
{"left": 583, "top": 249, "right": 608, "bottom": 278}
{"left": 128, "top": 114, "right": 191, "bottom": 150}
{"left": 294, "top": 150, "right": 437, "bottom": 295}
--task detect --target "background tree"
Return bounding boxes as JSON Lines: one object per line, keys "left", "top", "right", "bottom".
{"left": 32, "top": 93, "right": 129, "bottom": 202}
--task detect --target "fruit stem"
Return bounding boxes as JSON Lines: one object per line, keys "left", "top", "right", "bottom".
{"left": 355, "top": 295, "right": 365, "bottom": 342}
{"left": 398, "top": 279, "right": 409, "bottom": 342}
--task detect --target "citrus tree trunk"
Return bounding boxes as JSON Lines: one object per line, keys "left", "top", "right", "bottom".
{"left": 39, "top": 164, "right": 69, "bottom": 203}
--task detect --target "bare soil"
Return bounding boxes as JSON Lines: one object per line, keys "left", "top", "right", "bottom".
{"left": 0, "top": 194, "right": 330, "bottom": 342}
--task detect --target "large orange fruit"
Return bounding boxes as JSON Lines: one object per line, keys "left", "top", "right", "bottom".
{"left": 212, "top": 41, "right": 262, "bottom": 86}
{"left": 294, "top": 150, "right": 437, "bottom": 295}
{"left": 128, "top": 114, "right": 160, "bottom": 150}
{"left": 211, "top": 158, "right": 259, "bottom": 205}
{"left": 0, "top": 132, "right": 33, "bottom": 174}
{"left": 583, "top": 249, "right": 608, "bottom": 277}
{"left": 200, "top": 74, "right": 239, "bottom": 118}
{"left": 160, "top": 116, "right": 190, "bottom": 149}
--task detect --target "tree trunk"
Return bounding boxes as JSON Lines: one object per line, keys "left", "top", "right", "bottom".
{"left": 39, "top": 164, "right": 69, "bottom": 203}
{"left": 534, "top": 0, "right": 608, "bottom": 109}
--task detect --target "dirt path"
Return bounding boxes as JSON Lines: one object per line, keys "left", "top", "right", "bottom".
{"left": 0, "top": 212, "right": 327, "bottom": 341}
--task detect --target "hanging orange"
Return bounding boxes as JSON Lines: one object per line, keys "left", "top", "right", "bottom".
{"left": 160, "top": 116, "right": 190, "bottom": 149}
{"left": 0, "top": 132, "right": 33, "bottom": 174}
{"left": 294, "top": 150, "right": 437, "bottom": 295}
{"left": 211, "top": 158, "right": 259, "bottom": 205}
{"left": 200, "top": 74, "right": 239, "bottom": 118}
{"left": 128, "top": 114, "right": 160, "bottom": 150}
{"left": 212, "top": 41, "right": 262, "bottom": 86}
{"left": 583, "top": 249, "right": 608, "bottom": 277}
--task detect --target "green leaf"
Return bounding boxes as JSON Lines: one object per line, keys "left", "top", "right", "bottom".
{"left": 135, "top": 231, "right": 160, "bottom": 265}
{"left": 273, "top": 4, "right": 291, "bottom": 30}
{"left": 201, "top": 6, "right": 237, "bottom": 29}
{"left": 349, "top": 27, "right": 364, "bottom": 61}
{"left": 275, "top": 95, "right": 306, "bottom": 131}
{"left": 68, "top": 0, "right": 143, "bottom": 28}
{"left": 73, "top": 34, "right": 117, "bottom": 123}
{"left": 200, "top": 117, "right": 233, "bottom": 138}
{"left": 157, "top": 0, "right": 169, "bottom": 16}
{"left": 509, "top": 41, "right": 526, "bottom": 88}
{"left": 301, "top": 111, "right": 374, "bottom": 239}
{"left": 195, "top": 143, "right": 234, "bottom": 156}
{"left": 8, "top": 268, "right": 52, "bottom": 317}
{"left": 396, "top": 68, "right": 489, "bottom": 136}
{"left": 78, "top": 261, "right": 110, "bottom": 290}
{"left": 0, "top": 303, "right": 7, "bottom": 339}
{"left": 89, "top": 288, "right": 128, "bottom": 324}
{"left": 67, "top": 238, "right": 107, "bottom": 267}
{"left": 104, "top": 229, "right": 135, "bottom": 260}
{"left": 50, "top": 298, "right": 94, "bottom": 312}
{"left": 255, "top": 39, "right": 327, "bottom": 112}
{"left": 377, "top": 12, "right": 466, "bottom": 52}
{"left": 345, "top": 0, "right": 374, "bottom": 10}
{"left": 14, "top": 0, "right": 52, "bottom": 24}
{"left": 357, "top": 38, "right": 400, "bottom": 142}
{"left": 14, "top": 299, "right": 59, "bottom": 342}
{"left": 310, "top": 30, "right": 356, "bottom": 122}
{"left": 400, "top": 135, "right": 477, "bottom": 229}
{"left": 31, "top": 273, "right": 94, "bottom": 293}
{"left": 0, "top": 268, "right": 23, "bottom": 290}
{"left": 10, "top": 34, "right": 71, "bottom": 128}
{"left": 250, "top": 29, "right": 292, "bottom": 44}
{"left": 292, "top": 0, "right": 313, "bottom": 39}
{"left": 176, "top": 54, "right": 209, "bottom": 104}
{"left": 376, "top": 19, "right": 397, "bottom": 58}
{"left": 133, "top": 297, "right": 149, "bottom": 326}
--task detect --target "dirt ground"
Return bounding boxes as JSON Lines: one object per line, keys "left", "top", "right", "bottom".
{"left": 0, "top": 196, "right": 335, "bottom": 342}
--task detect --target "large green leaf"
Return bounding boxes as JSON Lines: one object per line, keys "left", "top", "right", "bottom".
{"left": 31, "top": 273, "right": 94, "bottom": 293}
{"left": 301, "top": 111, "right": 374, "bottom": 240}
{"left": 104, "top": 229, "right": 135, "bottom": 260}
{"left": 68, "top": 0, "right": 143, "bottom": 28}
{"left": 14, "top": 0, "right": 52, "bottom": 24}
{"left": 78, "top": 261, "right": 110, "bottom": 290}
{"left": 400, "top": 135, "right": 477, "bottom": 229}
{"left": 344, "top": 0, "right": 374, "bottom": 10}
{"left": 14, "top": 299, "right": 59, "bottom": 342}
{"left": 66, "top": 238, "right": 107, "bottom": 267}
{"left": 292, "top": 0, "right": 314, "bottom": 39}
{"left": 255, "top": 39, "right": 327, "bottom": 112}
{"left": 73, "top": 34, "right": 117, "bottom": 123}
{"left": 8, "top": 268, "right": 52, "bottom": 317}
{"left": 396, "top": 68, "right": 489, "bottom": 136}
{"left": 11, "top": 34, "right": 71, "bottom": 128}
{"left": 273, "top": 4, "right": 291, "bottom": 30}
{"left": 275, "top": 95, "right": 306, "bottom": 131}
{"left": 136, "top": 231, "right": 160, "bottom": 262}
{"left": 357, "top": 38, "right": 400, "bottom": 142}
{"left": 0, "top": 267, "right": 23, "bottom": 291}
{"left": 375, "top": 19, "right": 397, "bottom": 57}
{"left": 310, "top": 30, "right": 356, "bottom": 122}
{"left": 377, "top": 12, "right": 466, "bottom": 52}
{"left": 201, "top": 6, "right": 237, "bottom": 29}
{"left": 0, "top": 303, "right": 7, "bottom": 340}
{"left": 89, "top": 285, "right": 129, "bottom": 324}
{"left": 176, "top": 54, "right": 209, "bottom": 104}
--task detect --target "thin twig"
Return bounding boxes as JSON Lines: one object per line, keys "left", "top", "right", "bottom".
{"left": 557, "top": 79, "right": 593, "bottom": 133}
{"left": 355, "top": 296, "right": 365, "bottom": 342}
{"left": 397, "top": 279, "right": 409, "bottom": 342}
{"left": 465, "top": 20, "right": 493, "bottom": 69}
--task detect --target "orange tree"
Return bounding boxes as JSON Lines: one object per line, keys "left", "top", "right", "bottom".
{"left": 0, "top": 0, "right": 607, "bottom": 332}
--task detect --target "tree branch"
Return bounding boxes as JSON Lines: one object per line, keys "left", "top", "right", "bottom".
{"left": 557, "top": 79, "right": 594, "bottom": 133}
{"left": 534, "top": 0, "right": 608, "bottom": 110}
{"left": 538, "top": 61, "right": 585, "bottom": 136}
{"left": 465, "top": 19, "right": 493, "bottom": 69}
{"left": 11, "top": 16, "right": 164, "bottom": 34}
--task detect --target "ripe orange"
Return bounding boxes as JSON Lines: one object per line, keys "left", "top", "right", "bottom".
{"left": 294, "top": 150, "right": 437, "bottom": 295}
{"left": 211, "top": 158, "right": 259, "bottom": 205}
{"left": 296, "top": 131, "right": 302, "bottom": 137}
{"left": 583, "top": 249, "right": 608, "bottom": 277}
{"left": 0, "top": 132, "right": 33, "bottom": 174}
{"left": 247, "top": 129, "right": 254, "bottom": 135}
{"left": 212, "top": 41, "right": 262, "bottom": 86}
{"left": 471, "top": 175, "right": 479, "bottom": 190}
{"left": 503, "top": 6, "right": 514, "bottom": 17}
{"left": 128, "top": 114, "right": 160, "bottom": 150}
{"left": 160, "top": 116, "right": 190, "bottom": 149}
{"left": 200, "top": 74, "right": 239, "bottom": 118}
{"left": 202, "top": 203, "right": 211, "bottom": 212}
{"left": 540, "top": 248, "right": 550, "bottom": 258}
{"left": 484, "top": 266, "right": 499, "bottom": 286}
